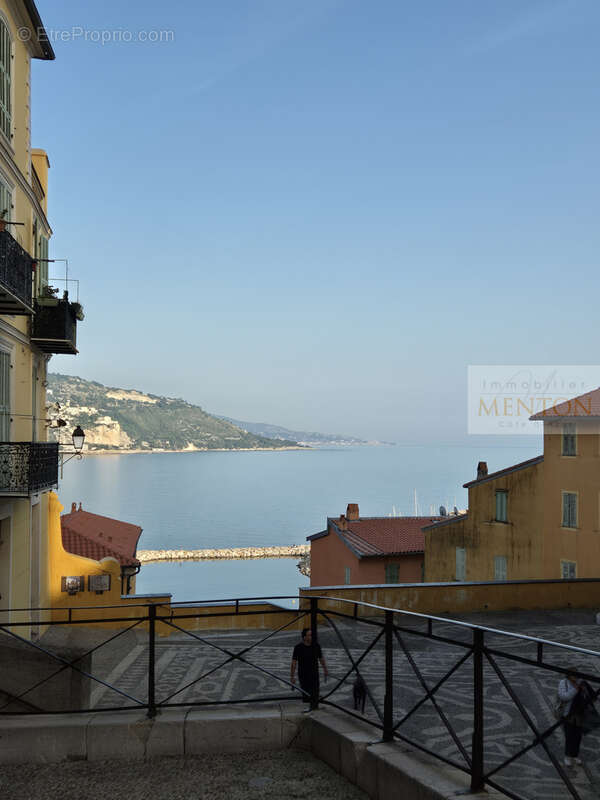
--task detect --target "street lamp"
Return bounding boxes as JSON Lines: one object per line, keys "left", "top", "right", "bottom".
{"left": 60, "top": 425, "right": 86, "bottom": 477}
{"left": 72, "top": 425, "right": 85, "bottom": 453}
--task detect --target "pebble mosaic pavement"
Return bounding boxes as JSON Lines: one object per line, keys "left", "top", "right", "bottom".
{"left": 50, "top": 610, "right": 600, "bottom": 798}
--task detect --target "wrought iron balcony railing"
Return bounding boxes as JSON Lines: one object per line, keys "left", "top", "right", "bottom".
{"left": 0, "top": 442, "right": 59, "bottom": 495}
{"left": 0, "top": 229, "right": 34, "bottom": 315}
{"left": 31, "top": 298, "right": 78, "bottom": 354}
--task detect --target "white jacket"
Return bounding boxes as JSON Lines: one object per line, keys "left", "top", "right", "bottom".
{"left": 558, "top": 678, "right": 578, "bottom": 717}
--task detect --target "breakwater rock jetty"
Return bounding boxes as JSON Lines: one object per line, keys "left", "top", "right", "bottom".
{"left": 137, "top": 545, "right": 310, "bottom": 563}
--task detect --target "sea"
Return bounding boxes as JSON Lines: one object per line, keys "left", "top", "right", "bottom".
{"left": 58, "top": 444, "right": 540, "bottom": 603}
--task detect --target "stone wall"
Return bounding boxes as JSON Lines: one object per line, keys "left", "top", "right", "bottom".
{"left": 137, "top": 545, "right": 309, "bottom": 562}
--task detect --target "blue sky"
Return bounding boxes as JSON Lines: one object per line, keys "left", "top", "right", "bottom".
{"left": 34, "top": 0, "right": 600, "bottom": 442}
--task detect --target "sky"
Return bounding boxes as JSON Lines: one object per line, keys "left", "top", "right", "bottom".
{"left": 33, "top": 0, "right": 600, "bottom": 443}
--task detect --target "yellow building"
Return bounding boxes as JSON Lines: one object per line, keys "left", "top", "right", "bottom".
{"left": 0, "top": 1, "right": 83, "bottom": 633}
{"left": 424, "top": 387, "right": 600, "bottom": 583}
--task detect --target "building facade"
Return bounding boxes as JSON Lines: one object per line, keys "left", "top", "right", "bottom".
{"left": 308, "top": 503, "right": 441, "bottom": 587}
{"left": 0, "top": 1, "right": 82, "bottom": 630}
{"left": 424, "top": 388, "right": 600, "bottom": 582}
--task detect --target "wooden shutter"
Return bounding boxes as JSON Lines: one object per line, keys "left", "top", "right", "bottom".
{"left": 456, "top": 548, "right": 466, "bottom": 581}
{"left": 0, "top": 21, "right": 11, "bottom": 140}
{"left": 494, "top": 556, "right": 507, "bottom": 581}
{"left": 0, "top": 350, "right": 10, "bottom": 441}
{"left": 562, "top": 493, "right": 577, "bottom": 528}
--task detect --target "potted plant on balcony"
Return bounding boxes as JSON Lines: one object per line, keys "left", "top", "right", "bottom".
{"left": 0, "top": 209, "right": 7, "bottom": 233}
{"left": 70, "top": 301, "right": 85, "bottom": 321}
{"left": 36, "top": 284, "right": 60, "bottom": 306}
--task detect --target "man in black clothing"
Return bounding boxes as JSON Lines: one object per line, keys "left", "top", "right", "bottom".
{"left": 290, "top": 628, "right": 328, "bottom": 703}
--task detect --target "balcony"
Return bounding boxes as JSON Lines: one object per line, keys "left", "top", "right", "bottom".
{"left": 0, "top": 230, "right": 34, "bottom": 315}
{"left": 31, "top": 298, "right": 80, "bottom": 354}
{"left": 0, "top": 442, "right": 59, "bottom": 496}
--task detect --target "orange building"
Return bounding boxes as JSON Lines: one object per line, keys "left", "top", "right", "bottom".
{"left": 424, "top": 386, "right": 600, "bottom": 582}
{"left": 308, "top": 503, "right": 441, "bottom": 586}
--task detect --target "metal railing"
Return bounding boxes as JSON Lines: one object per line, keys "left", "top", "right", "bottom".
{"left": 31, "top": 298, "right": 78, "bottom": 354}
{"left": 0, "top": 595, "right": 598, "bottom": 800}
{"left": 0, "top": 441, "right": 59, "bottom": 494}
{"left": 0, "top": 229, "right": 34, "bottom": 314}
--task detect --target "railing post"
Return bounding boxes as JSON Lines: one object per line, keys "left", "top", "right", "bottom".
{"left": 471, "top": 628, "right": 484, "bottom": 792}
{"left": 147, "top": 604, "right": 156, "bottom": 718}
{"left": 310, "top": 597, "right": 319, "bottom": 710}
{"left": 383, "top": 610, "right": 394, "bottom": 741}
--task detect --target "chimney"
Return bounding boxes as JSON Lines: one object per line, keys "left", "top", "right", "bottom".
{"left": 346, "top": 503, "right": 359, "bottom": 521}
{"left": 477, "top": 461, "right": 488, "bottom": 480}
{"left": 78, "top": 502, "right": 83, "bottom": 511}
{"left": 71, "top": 502, "right": 77, "bottom": 513}
{"left": 338, "top": 514, "right": 348, "bottom": 531}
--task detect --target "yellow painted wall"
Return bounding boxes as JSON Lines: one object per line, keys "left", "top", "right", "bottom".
{"left": 541, "top": 422, "right": 600, "bottom": 578}
{"left": 0, "top": 2, "right": 63, "bottom": 640}
{"left": 424, "top": 460, "right": 544, "bottom": 582}
{"left": 300, "top": 579, "right": 600, "bottom": 617}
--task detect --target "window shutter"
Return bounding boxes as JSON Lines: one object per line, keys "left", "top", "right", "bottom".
{"left": 494, "top": 555, "right": 507, "bottom": 581}
{"left": 0, "top": 350, "right": 10, "bottom": 440}
{"left": 562, "top": 493, "right": 577, "bottom": 528}
{"left": 0, "top": 21, "right": 11, "bottom": 140}
{"left": 456, "top": 548, "right": 466, "bottom": 581}
{"left": 40, "top": 236, "right": 48, "bottom": 292}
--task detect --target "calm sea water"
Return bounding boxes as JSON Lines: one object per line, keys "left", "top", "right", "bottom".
{"left": 58, "top": 444, "right": 539, "bottom": 601}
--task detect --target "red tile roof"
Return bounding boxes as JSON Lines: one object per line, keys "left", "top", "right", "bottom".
{"left": 61, "top": 509, "right": 142, "bottom": 567}
{"left": 530, "top": 387, "right": 600, "bottom": 420}
{"left": 328, "top": 516, "right": 442, "bottom": 557}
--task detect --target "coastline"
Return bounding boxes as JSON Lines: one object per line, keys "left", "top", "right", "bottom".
{"left": 83, "top": 445, "right": 309, "bottom": 456}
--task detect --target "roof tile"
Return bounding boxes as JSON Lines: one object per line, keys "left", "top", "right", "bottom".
{"left": 61, "top": 510, "right": 142, "bottom": 567}
{"left": 330, "top": 516, "right": 442, "bottom": 557}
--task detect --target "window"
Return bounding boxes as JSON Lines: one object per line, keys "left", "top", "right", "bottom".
{"left": 0, "top": 348, "right": 10, "bottom": 440}
{"left": 344, "top": 566, "right": 351, "bottom": 585}
{"left": 455, "top": 548, "right": 466, "bottom": 582}
{"left": 38, "top": 235, "right": 48, "bottom": 295}
{"left": 562, "top": 423, "right": 576, "bottom": 456}
{"left": 562, "top": 492, "right": 578, "bottom": 528}
{"left": 495, "top": 490, "right": 508, "bottom": 522}
{"left": 385, "top": 563, "right": 399, "bottom": 583}
{"left": 33, "top": 222, "right": 49, "bottom": 298}
{"left": 0, "top": 19, "right": 11, "bottom": 140}
{"left": 0, "top": 179, "right": 11, "bottom": 230}
{"left": 494, "top": 555, "right": 507, "bottom": 581}
{"left": 561, "top": 561, "right": 576, "bottom": 579}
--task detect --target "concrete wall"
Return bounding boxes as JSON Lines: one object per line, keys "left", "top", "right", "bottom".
{"left": 0, "top": 630, "right": 91, "bottom": 712}
{"left": 301, "top": 578, "right": 600, "bottom": 617}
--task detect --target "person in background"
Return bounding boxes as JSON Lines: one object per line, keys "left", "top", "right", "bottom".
{"left": 291, "top": 627, "right": 328, "bottom": 703}
{"left": 558, "top": 671, "right": 595, "bottom": 767}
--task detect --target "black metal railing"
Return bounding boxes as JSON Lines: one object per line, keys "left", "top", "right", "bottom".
{"left": 0, "top": 595, "right": 599, "bottom": 800}
{"left": 0, "top": 442, "right": 59, "bottom": 494}
{"left": 31, "top": 299, "right": 78, "bottom": 354}
{"left": 0, "top": 229, "right": 34, "bottom": 315}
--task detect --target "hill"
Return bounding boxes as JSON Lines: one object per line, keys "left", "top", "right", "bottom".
{"left": 46, "top": 374, "right": 299, "bottom": 452}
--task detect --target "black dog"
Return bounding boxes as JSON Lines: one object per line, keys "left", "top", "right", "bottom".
{"left": 353, "top": 675, "right": 367, "bottom": 713}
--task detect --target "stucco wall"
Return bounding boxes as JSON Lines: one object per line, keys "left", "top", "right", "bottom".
{"left": 301, "top": 578, "right": 600, "bottom": 617}
{"left": 424, "top": 460, "right": 544, "bottom": 582}
{"left": 310, "top": 527, "right": 423, "bottom": 586}
{"left": 542, "top": 424, "right": 600, "bottom": 578}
